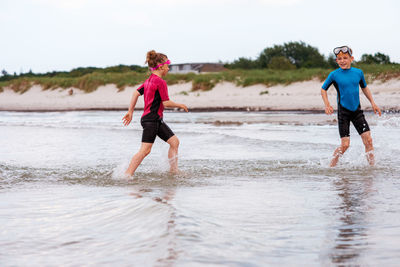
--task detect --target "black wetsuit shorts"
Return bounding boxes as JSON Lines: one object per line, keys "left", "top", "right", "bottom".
{"left": 141, "top": 118, "right": 175, "bottom": 143}
{"left": 337, "top": 104, "right": 370, "bottom": 138}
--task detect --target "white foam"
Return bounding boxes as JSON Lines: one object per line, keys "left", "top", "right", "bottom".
{"left": 111, "top": 161, "right": 131, "bottom": 180}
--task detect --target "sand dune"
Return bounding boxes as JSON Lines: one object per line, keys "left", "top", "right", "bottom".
{"left": 1, "top": 79, "right": 399, "bottom": 111}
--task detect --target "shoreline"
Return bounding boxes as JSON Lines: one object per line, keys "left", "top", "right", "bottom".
{"left": 1, "top": 107, "right": 399, "bottom": 113}
{"left": 1, "top": 79, "right": 399, "bottom": 112}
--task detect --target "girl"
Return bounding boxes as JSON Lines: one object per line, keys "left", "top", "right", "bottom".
{"left": 122, "top": 50, "right": 188, "bottom": 176}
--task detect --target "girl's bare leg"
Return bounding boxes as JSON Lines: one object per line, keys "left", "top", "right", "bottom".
{"left": 125, "top": 142, "right": 153, "bottom": 176}
{"left": 330, "top": 137, "right": 350, "bottom": 167}
{"left": 166, "top": 135, "right": 179, "bottom": 174}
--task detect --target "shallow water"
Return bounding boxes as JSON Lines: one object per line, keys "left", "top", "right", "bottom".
{"left": 1, "top": 111, "right": 400, "bottom": 266}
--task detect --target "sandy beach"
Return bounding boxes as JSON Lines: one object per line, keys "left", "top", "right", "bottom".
{"left": 1, "top": 79, "right": 399, "bottom": 111}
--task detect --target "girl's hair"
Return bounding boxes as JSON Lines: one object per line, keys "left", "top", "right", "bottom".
{"left": 146, "top": 50, "right": 167, "bottom": 69}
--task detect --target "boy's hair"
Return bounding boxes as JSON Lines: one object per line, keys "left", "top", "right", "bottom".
{"left": 336, "top": 51, "right": 352, "bottom": 57}
{"left": 146, "top": 50, "right": 167, "bottom": 69}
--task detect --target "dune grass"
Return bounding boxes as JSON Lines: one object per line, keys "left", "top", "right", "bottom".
{"left": 353, "top": 63, "right": 400, "bottom": 82}
{"left": 1, "top": 64, "right": 399, "bottom": 94}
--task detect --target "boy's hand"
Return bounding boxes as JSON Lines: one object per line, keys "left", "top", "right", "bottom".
{"left": 372, "top": 103, "right": 382, "bottom": 116}
{"left": 180, "top": 104, "right": 189, "bottom": 112}
{"left": 122, "top": 112, "right": 133, "bottom": 126}
{"left": 325, "top": 105, "right": 334, "bottom": 115}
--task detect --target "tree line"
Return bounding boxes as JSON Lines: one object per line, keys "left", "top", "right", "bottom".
{"left": 1, "top": 41, "right": 396, "bottom": 82}
{"left": 0, "top": 64, "right": 147, "bottom": 82}
{"left": 225, "top": 41, "right": 395, "bottom": 70}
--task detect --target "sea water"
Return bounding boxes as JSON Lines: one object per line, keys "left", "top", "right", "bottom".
{"left": 1, "top": 111, "right": 399, "bottom": 266}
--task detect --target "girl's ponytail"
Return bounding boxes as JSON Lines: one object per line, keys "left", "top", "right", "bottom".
{"left": 145, "top": 50, "right": 167, "bottom": 69}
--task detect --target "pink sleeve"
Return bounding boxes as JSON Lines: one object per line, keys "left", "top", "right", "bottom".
{"left": 158, "top": 80, "right": 169, "bottom": 101}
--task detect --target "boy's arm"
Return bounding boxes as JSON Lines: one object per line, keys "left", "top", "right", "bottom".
{"left": 361, "top": 86, "right": 382, "bottom": 116}
{"left": 122, "top": 90, "right": 141, "bottom": 126}
{"left": 321, "top": 89, "right": 334, "bottom": 115}
{"left": 163, "top": 100, "right": 189, "bottom": 112}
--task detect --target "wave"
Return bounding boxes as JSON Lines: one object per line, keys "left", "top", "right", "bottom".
{"left": 1, "top": 156, "right": 397, "bottom": 190}
{"left": 2, "top": 110, "right": 399, "bottom": 132}
{"left": 2, "top": 115, "right": 398, "bottom": 132}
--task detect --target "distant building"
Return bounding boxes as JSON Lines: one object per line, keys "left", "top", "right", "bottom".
{"left": 169, "top": 63, "right": 226, "bottom": 74}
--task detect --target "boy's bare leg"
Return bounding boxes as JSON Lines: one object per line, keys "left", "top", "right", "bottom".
{"left": 361, "top": 131, "right": 374, "bottom": 165}
{"left": 167, "top": 135, "right": 179, "bottom": 174}
{"left": 125, "top": 142, "right": 153, "bottom": 176}
{"left": 330, "top": 137, "right": 350, "bottom": 167}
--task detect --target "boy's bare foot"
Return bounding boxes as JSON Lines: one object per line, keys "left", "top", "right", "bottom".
{"left": 366, "top": 150, "right": 375, "bottom": 166}
{"left": 169, "top": 168, "right": 180, "bottom": 175}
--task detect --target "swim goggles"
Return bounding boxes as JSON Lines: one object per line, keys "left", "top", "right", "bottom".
{"left": 333, "top": 46, "right": 352, "bottom": 56}
{"left": 150, "top": 60, "right": 171, "bottom": 71}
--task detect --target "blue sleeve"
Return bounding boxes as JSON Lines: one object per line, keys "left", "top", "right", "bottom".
{"left": 359, "top": 70, "right": 367, "bottom": 88}
{"left": 322, "top": 72, "right": 334, "bottom": 90}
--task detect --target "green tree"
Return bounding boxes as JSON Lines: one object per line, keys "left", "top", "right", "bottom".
{"left": 258, "top": 41, "right": 327, "bottom": 68}
{"left": 0, "top": 69, "right": 13, "bottom": 82}
{"left": 327, "top": 54, "right": 337, "bottom": 68}
{"left": 267, "top": 56, "right": 296, "bottom": 70}
{"left": 373, "top": 52, "right": 391, "bottom": 64}
{"left": 225, "top": 57, "right": 260, "bottom": 69}
{"left": 360, "top": 52, "right": 391, "bottom": 64}
{"left": 258, "top": 44, "right": 285, "bottom": 68}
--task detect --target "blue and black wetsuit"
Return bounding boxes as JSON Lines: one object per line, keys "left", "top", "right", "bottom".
{"left": 322, "top": 67, "right": 370, "bottom": 138}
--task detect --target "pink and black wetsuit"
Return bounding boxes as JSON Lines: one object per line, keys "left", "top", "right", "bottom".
{"left": 137, "top": 74, "right": 170, "bottom": 121}
{"left": 136, "top": 74, "right": 174, "bottom": 143}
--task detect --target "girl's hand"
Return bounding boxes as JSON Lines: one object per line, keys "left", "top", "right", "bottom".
{"left": 372, "top": 103, "right": 382, "bottom": 116}
{"left": 122, "top": 112, "right": 133, "bottom": 126}
{"left": 180, "top": 104, "right": 189, "bottom": 112}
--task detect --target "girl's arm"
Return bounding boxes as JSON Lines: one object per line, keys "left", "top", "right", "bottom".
{"left": 163, "top": 100, "right": 189, "bottom": 112}
{"left": 122, "top": 90, "right": 141, "bottom": 126}
{"left": 361, "top": 86, "right": 382, "bottom": 116}
{"left": 128, "top": 90, "right": 141, "bottom": 113}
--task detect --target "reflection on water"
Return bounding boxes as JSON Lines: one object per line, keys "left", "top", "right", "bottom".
{"left": 129, "top": 186, "right": 179, "bottom": 266}
{"left": 331, "top": 175, "right": 373, "bottom": 265}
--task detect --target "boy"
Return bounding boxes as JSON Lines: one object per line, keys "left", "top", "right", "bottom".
{"left": 321, "top": 46, "right": 381, "bottom": 167}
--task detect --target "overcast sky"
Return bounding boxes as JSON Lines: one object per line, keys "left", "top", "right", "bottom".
{"left": 1, "top": 0, "right": 399, "bottom": 74}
